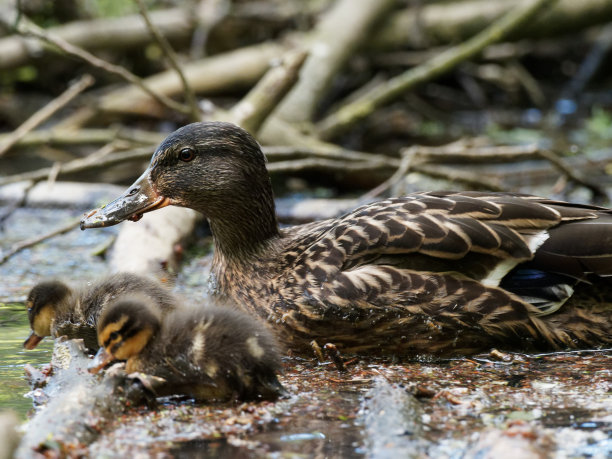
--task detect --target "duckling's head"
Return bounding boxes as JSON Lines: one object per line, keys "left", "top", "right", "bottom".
{"left": 23, "top": 280, "right": 72, "bottom": 350}
{"left": 88, "top": 295, "right": 161, "bottom": 373}
{"left": 81, "top": 122, "right": 275, "bottom": 228}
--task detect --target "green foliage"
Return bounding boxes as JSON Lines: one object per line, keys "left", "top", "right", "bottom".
{"left": 416, "top": 120, "right": 446, "bottom": 138}
{"left": 0, "top": 65, "right": 38, "bottom": 90}
{"left": 86, "top": 0, "right": 139, "bottom": 18}
{"left": 585, "top": 107, "right": 612, "bottom": 141}
{"left": 485, "top": 124, "right": 544, "bottom": 145}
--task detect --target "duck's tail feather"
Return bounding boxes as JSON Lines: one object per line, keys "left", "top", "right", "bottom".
{"left": 532, "top": 214, "right": 612, "bottom": 279}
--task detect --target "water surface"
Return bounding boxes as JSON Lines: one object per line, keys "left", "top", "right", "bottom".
{"left": 0, "top": 303, "right": 53, "bottom": 418}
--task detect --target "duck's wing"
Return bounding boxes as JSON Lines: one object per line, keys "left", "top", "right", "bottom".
{"left": 291, "top": 191, "right": 611, "bottom": 287}
{"left": 281, "top": 264, "right": 611, "bottom": 354}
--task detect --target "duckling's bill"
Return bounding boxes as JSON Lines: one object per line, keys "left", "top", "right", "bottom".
{"left": 23, "top": 331, "right": 43, "bottom": 350}
{"left": 80, "top": 169, "right": 171, "bottom": 229}
{"left": 88, "top": 346, "right": 115, "bottom": 374}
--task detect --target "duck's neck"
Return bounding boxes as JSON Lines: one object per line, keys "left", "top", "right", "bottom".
{"left": 206, "top": 189, "right": 280, "bottom": 269}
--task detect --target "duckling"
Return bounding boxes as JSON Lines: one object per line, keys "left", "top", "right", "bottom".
{"left": 88, "top": 295, "right": 283, "bottom": 401}
{"left": 24, "top": 273, "right": 176, "bottom": 352}
{"left": 81, "top": 122, "right": 612, "bottom": 356}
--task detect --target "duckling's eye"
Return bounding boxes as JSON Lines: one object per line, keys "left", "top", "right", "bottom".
{"left": 178, "top": 148, "right": 195, "bottom": 162}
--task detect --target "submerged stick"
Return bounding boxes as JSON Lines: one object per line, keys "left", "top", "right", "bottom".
{"left": 0, "top": 217, "right": 81, "bottom": 265}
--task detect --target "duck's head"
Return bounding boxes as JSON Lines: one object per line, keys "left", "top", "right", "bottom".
{"left": 81, "top": 122, "right": 275, "bottom": 232}
{"left": 88, "top": 295, "right": 161, "bottom": 374}
{"left": 23, "top": 280, "right": 72, "bottom": 350}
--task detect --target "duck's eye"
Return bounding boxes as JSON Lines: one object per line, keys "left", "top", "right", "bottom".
{"left": 178, "top": 148, "right": 195, "bottom": 162}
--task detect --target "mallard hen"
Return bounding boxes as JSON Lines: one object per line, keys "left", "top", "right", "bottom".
{"left": 88, "top": 295, "right": 283, "bottom": 401}
{"left": 81, "top": 122, "right": 612, "bottom": 356}
{"left": 24, "top": 273, "right": 176, "bottom": 352}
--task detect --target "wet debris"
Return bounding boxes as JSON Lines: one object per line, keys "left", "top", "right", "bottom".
{"left": 359, "top": 377, "right": 426, "bottom": 458}
{"left": 12, "top": 343, "right": 612, "bottom": 457}
{"left": 488, "top": 348, "right": 515, "bottom": 362}
{"left": 465, "top": 421, "right": 555, "bottom": 459}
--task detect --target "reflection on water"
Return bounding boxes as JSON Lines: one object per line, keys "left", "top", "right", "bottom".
{"left": 0, "top": 303, "right": 54, "bottom": 418}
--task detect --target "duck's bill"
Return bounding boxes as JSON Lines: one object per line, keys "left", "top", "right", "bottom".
{"left": 80, "top": 169, "right": 171, "bottom": 230}
{"left": 88, "top": 346, "right": 115, "bottom": 374}
{"left": 23, "top": 331, "right": 43, "bottom": 350}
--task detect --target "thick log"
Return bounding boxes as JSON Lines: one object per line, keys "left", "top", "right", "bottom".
{"left": 108, "top": 207, "right": 199, "bottom": 275}
{"left": 0, "top": 7, "right": 192, "bottom": 69}
{"left": 274, "top": 0, "right": 396, "bottom": 123}
{"left": 372, "top": 0, "right": 612, "bottom": 50}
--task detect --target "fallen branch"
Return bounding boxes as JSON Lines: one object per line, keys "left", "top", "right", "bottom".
{"left": 0, "top": 146, "right": 153, "bottom": 187}
{"left": 227, "top": 48, "right": 308, "bottom": 134}
{"left": 58, "top": 41, "right": 288, "bottom": 127}
{"left": 317, "top": 0, "right": 559, "bottom": 140}
{"left": 537, "top": 149, "right": 608, "bottom": 200}
{"left": 412, "top": 163, "right": 504, "bottom": 191}
{"left": 372, "top": 0, "right": 612, "bottom": 50}
{"left": 0, "top": 74, "right": 94, "bottom": 157}
{"left": 6, "top": 12, "right": 193, "bottom": 116}
{"left": 188, "top": 0, "right": 230, "bottom": 60}
{"left": 400, "top": 143, "right": 543, "bottom": 163}
{"left": 398, "top": 143, "right": 608, "bottom": 198}
{"left": 0, "top": 217, "right": 81, "bottom": 265}
{"left": 263, "top": 144, "right": 397, "bottom": 164}
{"left": 135, "top": 0, "right": 200, "bottom": 121}
{"left": 360, "top": 149, "right": 417, "bottom": 200}
{"left": 0, "top": 127, "right": 164, "bottom": 150}
{"left": 275, "top": 0, "right": 396, "bottom": 123}
{"left": 267, "top": 157, "right": 392, "bottom": 174}
{"left": 0, "top": 6, "right": 194, "bottom": 69}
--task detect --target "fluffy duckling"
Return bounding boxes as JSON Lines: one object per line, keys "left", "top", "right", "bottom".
{"left": 89, "top": 295, "right": 283, "bottom": 402}
{"left": 24, "top": 273, "right": 176, "bottom": 352}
